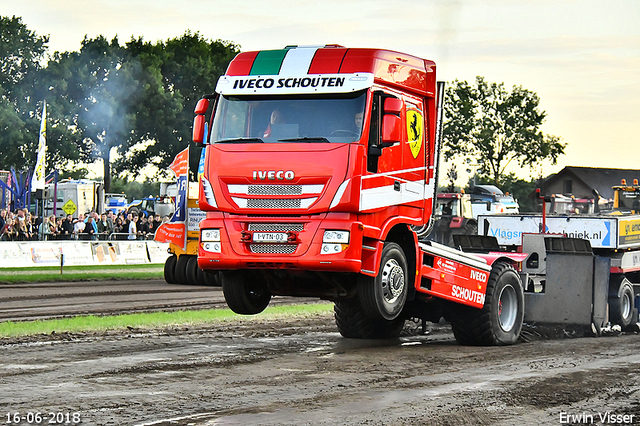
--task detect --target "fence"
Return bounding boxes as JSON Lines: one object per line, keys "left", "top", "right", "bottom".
{"left": 0, "top": 240, "right": 170, "bottom": 268}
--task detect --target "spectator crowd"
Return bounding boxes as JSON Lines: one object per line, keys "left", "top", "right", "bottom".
{"left": 0, "top": 208, "right": 168, "bottom": 242}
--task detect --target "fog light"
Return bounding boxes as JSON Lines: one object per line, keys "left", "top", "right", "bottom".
{"left": 203, "top": 242, "right": 221, "bottom": 253}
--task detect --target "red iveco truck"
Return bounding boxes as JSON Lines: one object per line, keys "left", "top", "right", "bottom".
{"left": 191, "top": 45, "right": 530, "bottom": 345}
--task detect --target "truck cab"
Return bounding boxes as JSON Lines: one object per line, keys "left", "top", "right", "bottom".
{"left": 194, "top": 46, "right": 440, "bottom": 325}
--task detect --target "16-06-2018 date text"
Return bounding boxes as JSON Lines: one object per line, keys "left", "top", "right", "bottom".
{"left": 5, "top": 412, "right": 81, "bottom": 425}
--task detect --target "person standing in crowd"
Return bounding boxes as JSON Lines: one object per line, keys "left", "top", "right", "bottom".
{"left": 49, "top": 215, "right": 61, "bottom": 240}
{"left": 106, "top": 210, "right": 115, "bottom": 229}
{"left": 0, "top": 209, "right": 6, "bottom": 231}
{"left": 61, "top": 214, "right": 74, "bottom": 239}
{"left": 138, "top": 215, "right": 149, "bottom": 239}
{"left": 83, "top": 216, "right": 98, "bottom": 240}
{"left": 113, "top": 216, "right": 124, "bottom": 234}
{"left": 14, "top": 217, "right": 27, "bottom": 241}
{"left": 55, "top": 217, "right": 63, "bottom": 239}
{"left": 147, "top": 214, "right": 158, "bottom": 236}
{"left": 25, "top": 211, "right": 36, "bottom": 240}
{"left": 97, "top": 212, "right": 113, "bottom": 239}
{"left": 39, "top": 216, "right": 52, "bottom": 240}
{"left": 128, "top": 214, "right": 138, "bottom": 240}
{"left": 1, "top": 217, "right": 15, "bottom": 241}
{"left": 73, "top": 213, "right": 86, "bottom": 238}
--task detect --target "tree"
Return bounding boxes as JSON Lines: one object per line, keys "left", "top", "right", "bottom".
{"left": 0, "top": 16, "right": 50, "bottom": 172}
{"left": 116, "top": 32, "right": 240, "bottom": 179}
{"left": 43, "top": 36, "right": 146, "bottom": 192}
{"left": 443, "top": 76, "right": 566, "bottom": 186}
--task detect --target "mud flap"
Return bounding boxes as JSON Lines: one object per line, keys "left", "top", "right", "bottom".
{"left": 523, "top": 237, "right": 609, "bottom": 335}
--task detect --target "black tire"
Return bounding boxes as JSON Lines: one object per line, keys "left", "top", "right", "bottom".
{"left": 358, "top": 242, "right": 408, "bottom": 321}
{"left": 202, "top": 270, "right": 221, "bottom": 286}
{"left": 609, "top": 278, "right": 635, "bottom": 328}
{"left": 186, "top": 255, "right": 199, "bottom": 285}
{"left": 163, "top": 254, "right": 177, "bottom": 284}
{"left": 221, "top": 271, "right": 271, "bottom": 315}
{"left": 334, "top": 300, "right": 405, "bottom": 339}
{"left": 174, "top": 255, "right": 190, "bottom": 285}
{"left": 450, "top": 262, "right": 524, "bottom": 346}
{"left": 448, "top": 222, "right": 477, "bottom": 248}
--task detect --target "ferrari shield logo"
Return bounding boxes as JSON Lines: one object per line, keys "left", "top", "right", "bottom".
{"left": 406, "top": 110, "right": 423, "bottom": 159}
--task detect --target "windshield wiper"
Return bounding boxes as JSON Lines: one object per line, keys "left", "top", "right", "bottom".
{"left": 278, "top": 137, "right": 330, "bottom": 143}
{"left": 217, "top": 138, "right": 264, "bottom": 144}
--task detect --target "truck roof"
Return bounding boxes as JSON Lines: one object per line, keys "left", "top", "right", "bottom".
{"left": 223, "top": 45, "right": 436, "bottom": 97}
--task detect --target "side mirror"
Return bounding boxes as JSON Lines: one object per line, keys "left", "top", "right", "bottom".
{"left": 380, "top": 98, "right": 404, "bottom": 146}
{"left": 194, "top": 98, "right": 210, "bottom": 115}
{"left": 193, "top": 115, "right": 207, "bottom": 145}
{"left": 192, "top": 98, "right": 211, "bottom": 146}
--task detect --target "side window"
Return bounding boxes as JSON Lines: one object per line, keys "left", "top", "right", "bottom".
{"left": 367, "top": 91, "right": 400, "bottom": 173}
{"left": 367, "top": 92, "right": 381, "bottom": 173}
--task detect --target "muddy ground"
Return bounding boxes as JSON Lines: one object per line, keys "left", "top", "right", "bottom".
{"left": 1, "top": 313, "right": 640, "bottom": 426}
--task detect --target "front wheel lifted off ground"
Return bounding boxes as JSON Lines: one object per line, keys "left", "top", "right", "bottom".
{"left": 450, "top": 261, "right": 524, "bottom": 346}
{"left": 358, "top": 242, "right": 409, "bottom": 321}
{"left": 221, "top": 271, "right": 272, "bottom": 315}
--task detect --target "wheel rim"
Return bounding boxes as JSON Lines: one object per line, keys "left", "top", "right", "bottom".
{"left": 498, "top": 284, "right": 518, "bottom": 332}
{"left": 621, "top": 291, "right": 632, "bottom": 320}
{"left": 381, "top": 259, "right": 405, "bottom": 305}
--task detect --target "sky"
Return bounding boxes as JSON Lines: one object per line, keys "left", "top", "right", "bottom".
{"left": 3, "top": 0, "right": 640, "bottom": 184}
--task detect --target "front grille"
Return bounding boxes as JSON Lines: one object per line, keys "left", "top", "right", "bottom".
{"left": 248, "top": 185, "right": 303, "bottom": 195}
{"left": 250, "top": 244, "right": 297, "bottom": 254}
{"left": 247, "top": 199, "right": 301, "bottom": 209}
{"left": 248, "top": 223, "right": 304, "bottom": 232}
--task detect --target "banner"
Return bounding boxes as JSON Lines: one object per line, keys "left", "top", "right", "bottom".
{"left": 31, "top": 101, "right": 47, "bottom": 191}
{"left": 0, "top": 241, "right": 170, "bottom": 268}
{"left": 154, "top": 147, "right": 189, "bottom": 250}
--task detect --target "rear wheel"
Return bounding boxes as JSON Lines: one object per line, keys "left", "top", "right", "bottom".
{"left": 202, "top": 270, "right": 221, "bottom": 286}
{"left": 358, "top": 242, "right": 408, "bottom": 321}
{"left": 186, "top": 256, "right": 199, "bottom": 285}
{"left": 163, "top": 255, "right": 177, "bottom": 284}
{"left": 334, "top": 300, "right": 405, "bottom": 339}
{"left": 450, "top": 262, "right": 524, "bottom": 346}
{"left": 222, "top": 271, "right": 271, "bottom": 315}
{"left": 609, "top": 278, "right": 635, "bottom": 328}
{"left": 174, "top": 255, "right": 190, "bottom": 285}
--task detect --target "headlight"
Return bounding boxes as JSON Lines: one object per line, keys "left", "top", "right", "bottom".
{"left": 321, "top": 230, "right": 349, "bottom": 255}
{"left": 201, "top": 229, "right": 221, "bottom": 242}
{"left": 323, "top": 230, "right": 349, "bottom": 244}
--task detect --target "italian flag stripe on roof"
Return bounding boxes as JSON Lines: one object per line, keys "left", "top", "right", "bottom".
{"left": 228, "top": 46, "right": 349, "bottom": 77}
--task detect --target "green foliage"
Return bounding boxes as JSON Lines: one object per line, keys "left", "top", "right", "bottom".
{"left": 116, "top": 32, "right": 240, "bottom": 180}
{"left": 0, "top": 16, "right": 239, "bottom": 189}
{"left": 443, "top": 77, "right": 565, "bottom": 186}
{"left": 0, "top": 303, "right": 333, "bottom": 337}
{"left": 0, "top": 16, "right": 49, "bottom": 172}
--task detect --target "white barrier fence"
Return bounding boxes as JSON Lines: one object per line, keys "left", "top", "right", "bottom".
{"left": 0, "top": 241, "right": 171, "bottom": 268}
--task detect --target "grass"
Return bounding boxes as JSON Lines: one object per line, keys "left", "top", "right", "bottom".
{"left": 0, "top": 264, "right": 164, "bottom": 283}
{"left": 0, "top": 303, "right": 334, "bottom": 338}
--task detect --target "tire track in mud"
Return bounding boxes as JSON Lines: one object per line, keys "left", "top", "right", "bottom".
{"left": 0, "top": 279, "right": 313, "bottom": 322}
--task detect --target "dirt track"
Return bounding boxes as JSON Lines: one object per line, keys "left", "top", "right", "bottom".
{"left": 2, "top": 311, "right": 640, "bottom": 426}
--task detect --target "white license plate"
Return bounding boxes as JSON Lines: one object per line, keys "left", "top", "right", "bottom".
{"left": 252, "top": 232, "right": 288, "bottom": 243}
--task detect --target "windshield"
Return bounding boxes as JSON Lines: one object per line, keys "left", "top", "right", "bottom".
{"left": 618, "top": 189, "right": 640, "bottom": 210}
{"left": 210, "top": 91, "right": 367, "bottom": 143}
{"left": 435, "top": 198, "right": 459, "bottom": 217}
